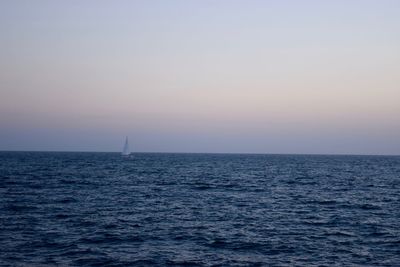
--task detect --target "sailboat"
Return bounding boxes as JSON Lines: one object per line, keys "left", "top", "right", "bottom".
{"left": 122, "top": 136, "right": 131, "bottom": 157}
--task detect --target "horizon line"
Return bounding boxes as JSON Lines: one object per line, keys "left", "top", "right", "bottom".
{"left": 0, "top": 150, "right": 399, "bottom": 157}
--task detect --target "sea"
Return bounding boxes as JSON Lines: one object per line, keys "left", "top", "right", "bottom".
{"left": 0, "top": 152, "right": 399, "bottom": 266}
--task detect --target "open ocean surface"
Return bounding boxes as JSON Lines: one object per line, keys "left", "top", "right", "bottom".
{"left": 0, "top": 152, "right": 399, "bottom": 266}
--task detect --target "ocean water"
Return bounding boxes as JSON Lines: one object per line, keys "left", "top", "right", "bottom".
{"left": 0, "top": 152, "right": 399, "bottom": 266}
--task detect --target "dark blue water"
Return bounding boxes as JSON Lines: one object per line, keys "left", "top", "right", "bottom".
{"left": 1, "top": 152, "right": 399, "bottom": 266}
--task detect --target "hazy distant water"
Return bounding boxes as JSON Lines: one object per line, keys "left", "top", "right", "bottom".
{"left": 1, "top": 152, "right": 399, "bottom": 266}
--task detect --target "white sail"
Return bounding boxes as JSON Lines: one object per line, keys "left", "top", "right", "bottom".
{"left": 122, "top": 136, "right": 130, "bottom": 156}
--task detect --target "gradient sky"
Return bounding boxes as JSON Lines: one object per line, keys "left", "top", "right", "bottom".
{"left": 0, "top": 0, "right": 399, "bottom": 154}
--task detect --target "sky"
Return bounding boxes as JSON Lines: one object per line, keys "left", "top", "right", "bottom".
{"left": 0, "top": 0, "right": 399, "bottom": 154}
